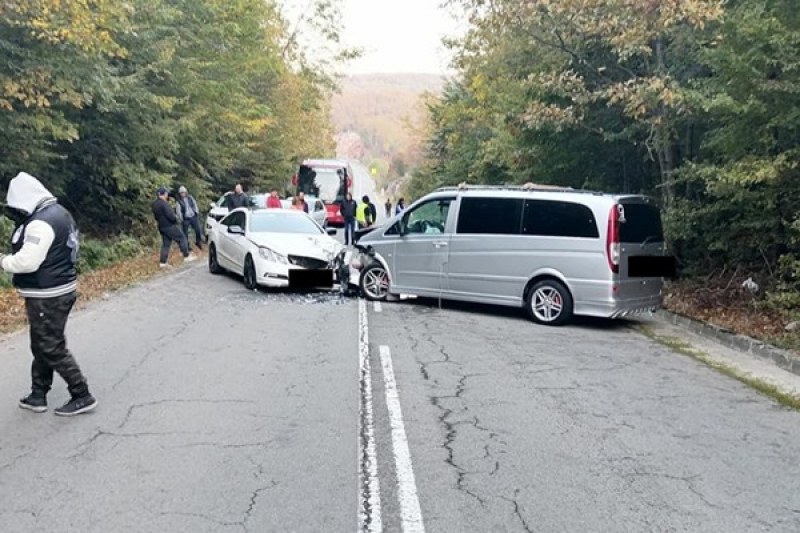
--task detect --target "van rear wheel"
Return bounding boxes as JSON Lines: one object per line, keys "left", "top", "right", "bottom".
{"left": 526, "top": 279, "right": 573, "bottom": 326}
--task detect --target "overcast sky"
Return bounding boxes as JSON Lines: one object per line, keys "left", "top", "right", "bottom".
{"left": 342, "top": 0, "right": 461, "bottom": 74}
{"left": 284, "top": 0, "right": 462, "bottom": 75}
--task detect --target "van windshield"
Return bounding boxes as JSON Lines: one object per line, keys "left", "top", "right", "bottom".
{"left": 619, "top": 203, "right": 664, "bottom": 243}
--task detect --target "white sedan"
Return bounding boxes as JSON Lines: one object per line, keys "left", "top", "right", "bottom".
{"left": 208, "top": 208, "right": 348, "bottom": 290}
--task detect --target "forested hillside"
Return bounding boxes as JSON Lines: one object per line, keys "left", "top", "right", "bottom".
{"left": 332, "top": 73, "right": 443, "bottom": 174}
{"left": 410, "top": 0, "right": 800, "bottom": 344}
{"left": 0, "top": 0, "right": 346, "bottom": 234}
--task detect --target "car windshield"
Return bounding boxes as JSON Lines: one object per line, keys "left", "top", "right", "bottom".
{"left": 249, "top": 212, "right": 323, "bottom": 234}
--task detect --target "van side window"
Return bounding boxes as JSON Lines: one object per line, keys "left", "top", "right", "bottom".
{"left": 456, "top": 197, "right": 523, "bottom": 235}
{"left": 523, "top": 200, "right": 599, "bottom": 238}
{"left": 404, "top": 199, "right": 453, "bottom": 235}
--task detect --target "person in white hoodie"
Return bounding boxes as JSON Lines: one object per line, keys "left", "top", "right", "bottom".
{"left": 0, "top": 172, "right": 97, "bottom": 416}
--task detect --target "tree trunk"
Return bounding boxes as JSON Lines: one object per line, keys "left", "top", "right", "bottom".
{"left": 654, "top": 36, "right": 675, "bottom": 206}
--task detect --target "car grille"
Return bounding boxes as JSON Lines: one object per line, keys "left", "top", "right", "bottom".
{"left": 288, "top": 255, "right": 329, "bottom": 270}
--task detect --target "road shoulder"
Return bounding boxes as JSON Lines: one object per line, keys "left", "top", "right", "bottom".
{"left": 632, "top": 315, "right": 800, "bottom": 408}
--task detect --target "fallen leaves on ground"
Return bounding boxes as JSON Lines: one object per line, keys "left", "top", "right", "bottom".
{"left": 0, "top": 248, "right": 206, "bottom": 335}
{"left": 664, "top": 277, "right": 799, "bottom": 354}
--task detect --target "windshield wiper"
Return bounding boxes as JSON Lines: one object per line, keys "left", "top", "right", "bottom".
{"left": 640, "top": 235, "right": 662, "bottom": 247}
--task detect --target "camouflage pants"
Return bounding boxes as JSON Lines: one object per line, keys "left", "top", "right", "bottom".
{"left": 25, "top": 293, "right": 89, "bottom": 398}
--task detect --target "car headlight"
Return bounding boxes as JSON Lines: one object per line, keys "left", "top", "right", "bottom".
{"left": 258, "top": 246, "right": 288, "bottom": 264}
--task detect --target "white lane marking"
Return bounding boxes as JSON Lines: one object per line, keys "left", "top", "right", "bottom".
{"left": 379, "top": 345, "right": 426, "bottom": 533}
{"left": 358, "top": 299, "right": 382, "bottom": 533}
{"left": 374, "top": 301, "right": 382, "bottom": 313}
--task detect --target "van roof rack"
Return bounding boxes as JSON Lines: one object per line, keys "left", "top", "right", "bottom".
{"left": 434, "top": 183, "right": 603, "bottom": 195}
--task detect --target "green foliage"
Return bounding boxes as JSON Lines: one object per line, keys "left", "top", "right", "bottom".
{"left": 76, "top": 235, "right": 144, "bottom": 274}
{"left": 0, "top": 0, "right": 349, "bottom": 235}
{"left": 0, "top": 216, "right": 13, "bottom": 254}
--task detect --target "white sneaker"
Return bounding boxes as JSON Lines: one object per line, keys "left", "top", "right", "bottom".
{"left": 184, "top": 254, "right": 198, "bottom": 263}
{"left": 159, "top": 263, "right": 172, "bottom": 269}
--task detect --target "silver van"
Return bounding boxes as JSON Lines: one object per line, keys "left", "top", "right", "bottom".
{"left": 352, "top": 185, "right": 675, "bottom": 325}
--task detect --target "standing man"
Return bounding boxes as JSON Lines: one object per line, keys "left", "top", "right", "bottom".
{"left": 176, "top": 185, "right": 203, "bottom": 250}
{"left": 341, "top": 192, "right": 358, "bottom": 245}
{"left": 225, "top": 183, "right": 249, "bottom": 210}
{"left": 0, "top": 172, "right": 97, "bottom": 416}
{"left": 266, "top": 189, "right": 282, "bottom": 208}
{"left": 395, "top": 198, "right": 406, "bottom": 216}
{"left": 297, "top": 191, "right": 309, "bottom": 213}
{"left": 152, "top": 187, "right": 197, "bottom": 268}
{"left": 363, "top": 195, "right": 377, "bottom": 227}
{"left": 384, "top": 199, "right": 392, "bottom": 218}
{"left": 356, "top": 196, "right": 369, "bottom": 229}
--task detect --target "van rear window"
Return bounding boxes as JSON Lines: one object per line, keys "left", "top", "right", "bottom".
{"left": 619, "top": 203, "right": 664, "bottom": 243}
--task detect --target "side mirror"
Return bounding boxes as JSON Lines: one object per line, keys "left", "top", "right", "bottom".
{"left": 326, "top": 228, "right": 337, "bottom": 236}
{"left": 228, "top": 225, "right": 244, "bottom": 235}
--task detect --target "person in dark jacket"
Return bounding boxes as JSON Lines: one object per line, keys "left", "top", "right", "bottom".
{"left": 0, "top": 172, "right": 97, "bottom": 416}
{"left": 340, "top": 192, "right": 358, "bottom": 245}
{"left": 395, "top": 198, "right": 406, "bottom": 216}
{"left": 152, "top": 187, "right": 196, "bottom": 268}
{"left": 224, "top": 183, "right": 249, "bottom": 210}
{"left": 384, "top": 199, "right": 392, "bottom": 218}
{"left": 176, "top": 185, "right": 203, "bottom": 250}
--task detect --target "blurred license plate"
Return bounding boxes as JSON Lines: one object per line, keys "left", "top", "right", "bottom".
{"left": 289, "top": 269, "right": 333, "bottom": 288}
{"left": 628, "top": 256, "right": 677, "bottom": 278}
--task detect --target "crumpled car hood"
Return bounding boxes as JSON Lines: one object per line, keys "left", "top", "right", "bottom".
{"left": 248, "top": 232, "right": 344, "bottom": 261}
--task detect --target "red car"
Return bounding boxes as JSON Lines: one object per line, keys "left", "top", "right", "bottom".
{"left": 291, "top": 159, "right": 354, "bottom": 228}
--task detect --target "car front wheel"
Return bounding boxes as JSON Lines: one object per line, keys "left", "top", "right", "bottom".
{"left": 209, "top": 243, "right": 223, "bottom": 275}
{"left": 525, "top": 279, "right": 574, "bottom": 326}
{"left": 243, "top": 255, "right": 258, "bottom": 290}
{"left": 360, "top": 263, "right": 390, "bottom": 301}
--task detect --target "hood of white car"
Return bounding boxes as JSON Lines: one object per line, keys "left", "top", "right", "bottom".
{"left": 248, "top": 232, "right": 343, "bottom": 260}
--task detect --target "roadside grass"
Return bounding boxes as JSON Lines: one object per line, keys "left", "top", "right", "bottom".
{"left": 635, "top": 324, "right": 800, "bottom": 411}
{"left": 0, "top": 247, "right": 205, "bottom": 335}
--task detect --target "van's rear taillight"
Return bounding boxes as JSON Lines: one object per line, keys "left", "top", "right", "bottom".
{"left": 607, "top": 205, "right": 621, "bottom": 274}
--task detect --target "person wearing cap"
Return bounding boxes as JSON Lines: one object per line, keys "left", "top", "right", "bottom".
{"left": 152, "top": 187, "right": 197, "bottom": 268}
{"left": 175, "top": 185, "right": 203, "bottom": 250}
{"left": 0, "top": 172, "right": 97, "bottom": 416}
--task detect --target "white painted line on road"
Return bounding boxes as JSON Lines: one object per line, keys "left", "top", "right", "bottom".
{"left": 374, "top": 301, "right": 382, "bottom": 313}
{"left": 358, "top": 299, "right": 383, "bottom": 533}
{"left": 379, "top": 345, "right": 426, "bottom": 533}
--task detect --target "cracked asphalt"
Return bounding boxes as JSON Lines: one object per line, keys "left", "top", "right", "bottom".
{"left": 367, "top": 299, "right": 800, "bottom": 532}
{"left": 0, "top": 267, "right": 359, "bottom": 533}
{"left": 1, "top": 267, "right": 800, "bottom": 532}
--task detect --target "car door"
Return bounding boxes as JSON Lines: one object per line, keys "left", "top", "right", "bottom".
{"left": 218, "top": 211, "right": 246, "bottom": 271}
{"left": 391, "top": 196, "right": 455, "bottom": 296}
{"left": 228, "top": 211, "right": 251, "bottom": 271}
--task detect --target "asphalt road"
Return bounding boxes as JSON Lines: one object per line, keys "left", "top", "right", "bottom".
{"left": 1, "top": 164, "right": 799, "bottom": 532}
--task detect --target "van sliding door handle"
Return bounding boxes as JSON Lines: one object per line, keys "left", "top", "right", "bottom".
{"left": 432, "top": 241, "right": 448, "bottom": 248}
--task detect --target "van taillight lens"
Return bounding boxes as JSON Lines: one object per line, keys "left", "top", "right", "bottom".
{"left": 607, "top": 205, "right": 620, "bottom": 274}
{"left": 291, "top": 174, "right": 297, "bottom": 186}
